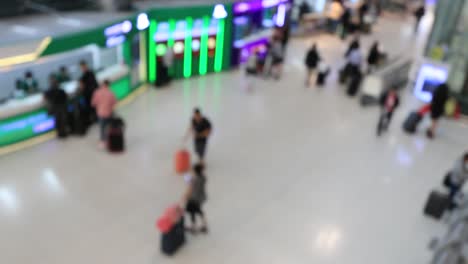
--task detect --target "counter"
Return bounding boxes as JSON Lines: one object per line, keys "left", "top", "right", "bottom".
{"left": 0, "top": 64, "right": 130, "bottom": 147}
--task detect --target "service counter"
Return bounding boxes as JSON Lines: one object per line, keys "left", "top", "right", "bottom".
{"left": 0, "top": 64, "right": 130, "bottom": 147}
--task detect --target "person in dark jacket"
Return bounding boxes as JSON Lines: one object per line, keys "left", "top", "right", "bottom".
{"left": 44, "top": 75, "right": 69, "bottom": 138}
{"left": 413, "top": 4, "right": 426, "bottom": 34}
{"left": 340, "top": 7, "right": 351, "bottom": 40}
{"left": 79, "top": 61, "right": 99, "bottom": 125}
{"left": 183, "top": 163, "right": 208, "bottom": 233}
{"left": 367, "top": 41, "right": 381, "bottom": 73}
{"left": 377, "top": 87, "right": 400, "bottom": 136}
{"left": 427, "top": 83, "right": 449, "bottom": 139}
{"left": 186, "top": 108, "right": 212, "bottom": 164}
{"left": 304, "top": 43, "right": 321, "bottom": 87}
{"left": 358, "top": 0, "right": 369, "bottom": 29}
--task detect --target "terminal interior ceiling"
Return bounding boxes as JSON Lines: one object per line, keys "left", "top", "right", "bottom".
{"left": 1, "top": 4, "right": 468, "bottom": 263}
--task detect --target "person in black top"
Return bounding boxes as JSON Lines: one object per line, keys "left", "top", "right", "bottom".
{"left": 79, "top": 61, "right": 99, "bottom": 125}
{"left": 298, "top": 1, "right": 311, "bottom": 23}
{"left": 358, "top": 0, "right": 369, "bottom": 29}
{"left": 44, "top": 75, "right": 69, "bottom": 138}
{"left": 367, "top": 41, "right": 381, "bottom": 73}
{"left": 340, "top": 7, "right": 351, "bottom": 40}
{"left": 304, "top": 43, "right": 321, "bottom": 87}
{"left": 186, "top": 108, "right": 212, "bottom": 164}
{"left": 427, "top": 83, "right": 449, "bottom": 139}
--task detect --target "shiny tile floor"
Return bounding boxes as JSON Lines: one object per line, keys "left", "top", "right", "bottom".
{"left": 1, "top": 13, "right": 467, "bottom": 264}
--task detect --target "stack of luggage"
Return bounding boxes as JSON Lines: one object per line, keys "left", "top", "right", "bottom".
{"left": 157, "top": 205, "right": 185, "bottom": 256}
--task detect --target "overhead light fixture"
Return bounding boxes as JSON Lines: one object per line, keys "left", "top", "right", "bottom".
{"left": 213, "top": 4, "right": 228, "bottom": 19}
{"left": 137, "top": 13, "right": 150, "bottom": 30}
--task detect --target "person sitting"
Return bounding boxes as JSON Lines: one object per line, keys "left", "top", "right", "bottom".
{"left": 56, "top": 66, "right": 71, "bottom": 83}
{"left": 444, "top": 153, "right": 468, "bottom": 209}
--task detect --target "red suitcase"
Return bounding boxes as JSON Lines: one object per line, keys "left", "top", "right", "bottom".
{"left": 175, "top": 149, "right": 190, "bottom": 174}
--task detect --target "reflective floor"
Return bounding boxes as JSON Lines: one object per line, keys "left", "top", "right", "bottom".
{"left": 1, "top": 13, "right": 467, "bottom": 264}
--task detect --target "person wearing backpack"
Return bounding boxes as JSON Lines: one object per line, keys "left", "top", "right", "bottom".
{"left": 304, "top": 43, "right": 321, "bottom": 87}
{"left": 183, "top": 163, "right": 208, "bottom": 233}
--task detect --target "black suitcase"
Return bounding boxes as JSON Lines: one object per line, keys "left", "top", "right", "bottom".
{"left": 161, "top": 218, "right": 185, "bottom": 256}
{"left": 347, "top": 72, "right": 362, "bottom": 96}
{"left": 68, "top": 101, "right": 88, "bottom": 136}
{"left": 316, "top": 71, "right": 328, "bottom": 86}
{"left": 107, "top": 117, "right": 125, "bottom": 152}
{"left": 424, "top": 190, "right": 450, "bottom": 220}
{"left": 402, "top": 112, "right": 422, "bottom": 134}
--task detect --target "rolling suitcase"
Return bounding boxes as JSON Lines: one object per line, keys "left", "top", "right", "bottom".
{"left": 424, "top": 190, "right": 450, "bottom": 220}
{"left": 161, "top": 218, "right": 185, "bottom": 256}
{"left": 107, "top": 117, "right": 125, "bottom": 153}
{"left": 402, "top": 112, "right": 422, "bottom": 134}
{"left": 175, "top": 149, "right": 190, "bottom": 174}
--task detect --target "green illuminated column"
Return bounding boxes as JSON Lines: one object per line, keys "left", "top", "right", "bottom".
{"left": 139, "top": 31, "right": 147, "bottom": 82}
{"left": 168, "top": 19, "right": 176, "bottom": 77}
{"left": 148, "top": 20, "right": 157, "bottom": 83}
{"left": 184, "top": 17, "right": 193, "bottom": 78}
{"left": 168, "top": 19, "right": 176, "bottom": 47}
{"left": 214, "top": 18, "right": 226, "bottom": 72}
{"left": 199, "top": 16, "right": 210, "bottom": 75}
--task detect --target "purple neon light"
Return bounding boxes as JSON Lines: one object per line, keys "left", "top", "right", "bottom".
{"left": 33, "top": 118, "right": 55, "bottom": 133}
{"left": 234, "top": 0, "right": 289, "bottom": 14}
{"left": 238, "top": 37, "right": 269, "bottom": 63}
{"left": 276, "top": 4, "right": 286, "bottom": 27}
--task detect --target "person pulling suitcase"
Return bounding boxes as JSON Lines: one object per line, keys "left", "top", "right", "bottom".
{"left": 182, "top": 163, "right": 208, "bottom": 234}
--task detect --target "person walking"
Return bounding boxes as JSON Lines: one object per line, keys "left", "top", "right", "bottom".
{"left": 44, "top": 75, "right": 69, "bottom": 138}
{"left": 413, "top": 4, "right": 426, "bottom": 34}
{"left": 376, "top": 87, "right": 400, "bottom": 136}
{"left": 444, "top": 153, "right": 468, "bottom": 209}
{"left": 183, "top": 163, "right": 208, "bottom": 233}
{"left": 92, "top": 80, "right": 117, "bottom": 148}
{"left": 79, "top": 61, "right": 99, "bottom": 125}
{"left": 270, "top": 37, "right": 285, "bottom": 80}
{"left": 367, "top": 41, "right": 381, "bottom": 74}
{"left": 186, "top": 108, "right": 212, "bottom": 164}
{"left": 304, "top": 43, "right": 321, "bottom": 87}
{"left": 427, "top": 83, "right": 449, "bottom": 139}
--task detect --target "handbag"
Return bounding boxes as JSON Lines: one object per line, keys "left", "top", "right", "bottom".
{"left": 443, "top": 172, "right": 452, "bottom": 189}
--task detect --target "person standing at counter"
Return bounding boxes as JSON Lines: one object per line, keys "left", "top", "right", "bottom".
{"left": 23, "top": 71, "right": 39, "bottom": 94}
{"left": 79, "top": 61, "right": 99, "bottom": 125}
{"left": 92, "top": 80, "right": 117, "bottom": 149}
{"left": 44, "top": 75, "right": 69, "bottom": 138}
{"left": 56, "top": 66, "right": 71, "bottom": 83}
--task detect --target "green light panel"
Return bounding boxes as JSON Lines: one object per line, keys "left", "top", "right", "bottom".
{"left": 199, "top": 16, "right": 210, "bottom": 75}
{"left": 184, "top": 17, "right": 193, "bottom": 78}
{"left": 148, "top": 20, "right": 157, "bottom": 83}
{"left": 214, "top": 18, "right": 225, "bottom": 72}
{"left": 156, "top": 43, "right": 167, "bottom": 56}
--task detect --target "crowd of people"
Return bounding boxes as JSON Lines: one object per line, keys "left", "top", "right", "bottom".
{"left": 44, "top": 61, "right": 118, "bottom": 148}
{"left": 36, "top": 0, "right": 465, "bottom": 254}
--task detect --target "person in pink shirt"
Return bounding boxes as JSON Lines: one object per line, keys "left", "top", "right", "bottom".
{"left": 91, "top": 80, "right": 117, "bottom": 147}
